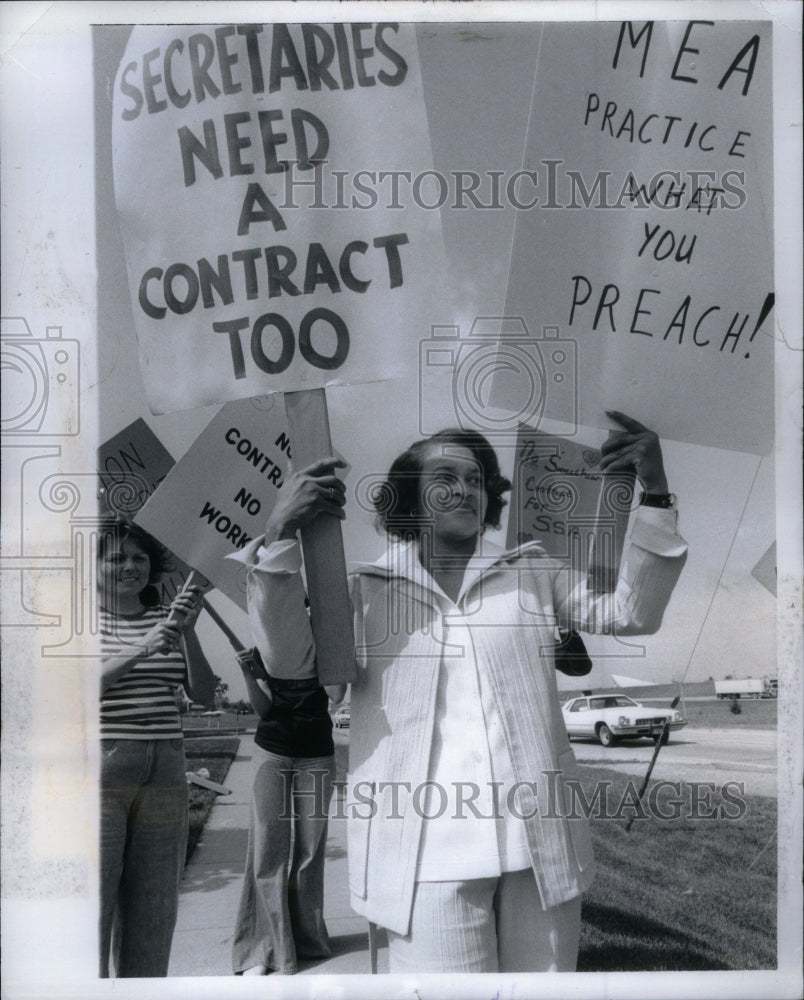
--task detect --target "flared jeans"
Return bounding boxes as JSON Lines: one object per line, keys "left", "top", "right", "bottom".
{"left": 232, "top": 746, "right": 335, "bottom": 974}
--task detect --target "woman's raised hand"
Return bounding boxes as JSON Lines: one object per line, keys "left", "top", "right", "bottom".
{"left": 599, "top": 410, "right": 669, "bottom": 493}
{"left": 141, "top": 585, "right": 207, "bottom": 656}
{"left": 168, "top": 584, "right": 205, "bottom": 631}
{"left": 264, "top": 457, "right": 347, "bottom": 543}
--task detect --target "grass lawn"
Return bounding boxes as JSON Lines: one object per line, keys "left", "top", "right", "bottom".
{"left": 577, "top": 766, "right": 777, "bottom": 971}
{"left": 184, "top": 736, "right": 240, "bottom": 864}
{"left": 677, "top": 697, "right": 777, "bottom": 730}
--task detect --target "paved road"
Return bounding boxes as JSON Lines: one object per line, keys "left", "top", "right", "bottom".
{"left": 570, "top": 726, "right": 777, "bottom": 798}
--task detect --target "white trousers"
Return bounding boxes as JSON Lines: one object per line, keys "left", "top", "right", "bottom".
{"left": 386, "top": 869, "right": 582, "bottom": 974}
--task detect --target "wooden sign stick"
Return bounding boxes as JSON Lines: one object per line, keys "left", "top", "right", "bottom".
{"left": 202, "top": 597, "right": 272, "bottom": 705}
{"left": 283, "top": 388, "right": 357, "bottom": 686}
{"left": 165, "top": 569, "right": 203, "bottom": 626}
{"left": 201, "top": 597, "right": 246, "bottom": 653}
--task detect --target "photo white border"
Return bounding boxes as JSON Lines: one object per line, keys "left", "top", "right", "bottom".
{"left": 1, "top": 2, "right": 801, "bottom": 999}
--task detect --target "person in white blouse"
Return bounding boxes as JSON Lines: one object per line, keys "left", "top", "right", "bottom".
{"left": 231, "top": 411, "right": 688, "bottom": 973}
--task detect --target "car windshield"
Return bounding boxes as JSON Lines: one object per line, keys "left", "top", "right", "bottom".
{"left": 589, "top": 696, "right": 638, "bottom": 709}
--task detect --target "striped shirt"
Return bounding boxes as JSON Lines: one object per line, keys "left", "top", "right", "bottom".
{"left": 100, "top": 606, "right": 186, "bottom": 739}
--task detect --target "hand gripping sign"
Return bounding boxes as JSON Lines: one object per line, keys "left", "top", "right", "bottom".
{"left": 112, "top": 22, "right": 447, "bottom": 415}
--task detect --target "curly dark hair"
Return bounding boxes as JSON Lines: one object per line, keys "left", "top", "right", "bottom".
{"left": 96, "top": 518, "right": 175, "bottom": 607}
{"left": 373, "top": 428, "right": 512, "bottom": 539}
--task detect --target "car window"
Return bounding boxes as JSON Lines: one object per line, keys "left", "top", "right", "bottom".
{"left": 590, "top": 698, "right": 606, "bottom": 709}
{"left": 568, "top": 700, "right": 586, "bottom": 712}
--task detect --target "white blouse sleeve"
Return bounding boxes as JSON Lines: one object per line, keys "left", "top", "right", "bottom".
{"left": 553, "top": 506, "right": 688, "bottom": 635}
{"left": 228, "top": 536, "right": 317, "bottom": 680}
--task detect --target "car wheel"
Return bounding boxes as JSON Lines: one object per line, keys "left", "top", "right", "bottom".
{"left": 653, "top": 729, "right": 670, "bottom": 745}
{"left": 597, "top": 724, "right": 616, "bottom": 747}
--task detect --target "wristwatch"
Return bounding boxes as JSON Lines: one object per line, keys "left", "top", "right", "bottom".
{"left": 639, "top": 491, "right": 677, "bottom": 509}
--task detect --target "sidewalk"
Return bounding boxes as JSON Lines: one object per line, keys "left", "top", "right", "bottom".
{"left": 169, "top": 732, "right": 389, "bottom": 977}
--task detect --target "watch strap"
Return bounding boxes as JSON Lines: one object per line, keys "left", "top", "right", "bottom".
{"left": 639, "top": 491, "right": 676, "bottom": 509}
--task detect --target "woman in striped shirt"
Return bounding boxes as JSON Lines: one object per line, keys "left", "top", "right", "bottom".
{"left": 98, "top": 519, "right": 217, "bottom": 978}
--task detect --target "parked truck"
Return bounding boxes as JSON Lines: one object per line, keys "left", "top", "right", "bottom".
{"left": 715, "top": 677, "right": 777, "bottom": 699}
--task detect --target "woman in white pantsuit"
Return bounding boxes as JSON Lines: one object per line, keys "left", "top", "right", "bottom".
{"left": 233, "top": 412, "right": 688, "bottom": 973}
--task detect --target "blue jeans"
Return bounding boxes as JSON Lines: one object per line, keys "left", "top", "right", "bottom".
{"left": 99, "top": 738, "right": 188, "bottom": 978}
{"left": 232, "top": 746, "right": 335, "bottom": 974}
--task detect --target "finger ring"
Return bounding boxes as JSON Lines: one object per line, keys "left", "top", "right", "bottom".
{"left": 328, "top": 487, "right": 334, "bottom": 500}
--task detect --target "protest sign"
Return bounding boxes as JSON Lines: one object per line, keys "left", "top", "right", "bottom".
{"left": 751, "top": 541, "right": 777, "bottom": 597}
{"left": 134, "top": 394, "right": 292, "bottom": 610}
{"left": 112, "top": 23, "right": 447, "bottom": 415}
{"left": 98, "top": 417, "right": 175, "bottom": 516}
{"left": 498, "top": 20, "right": 774, "bottom": 454}
{"left": 507, "top": 424, "right": 634, "bottom": 591}
{"left": 97, "top": 417, "right": 193, "bottom": 600}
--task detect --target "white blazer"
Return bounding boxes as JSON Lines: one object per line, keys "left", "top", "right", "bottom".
{"left": 233, "top": 507, "right": 688, "bottom": 935}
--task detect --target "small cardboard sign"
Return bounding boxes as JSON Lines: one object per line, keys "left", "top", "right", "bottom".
{"left": 507, "top": 424, "right": 634, "bottom": 591}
